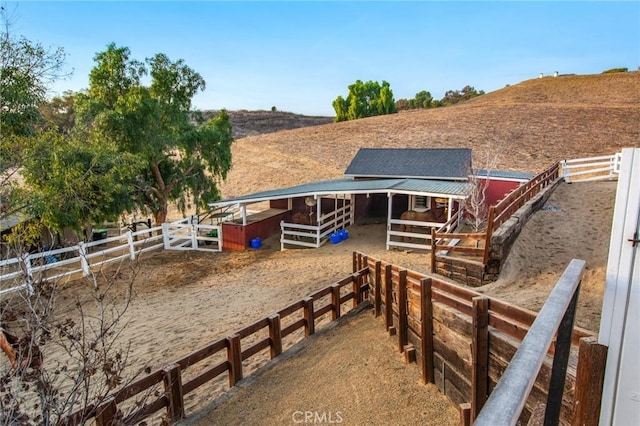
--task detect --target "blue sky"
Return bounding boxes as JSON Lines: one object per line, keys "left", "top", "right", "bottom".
{"left": 7, "top": 1, "right": 640, "bottom": 116}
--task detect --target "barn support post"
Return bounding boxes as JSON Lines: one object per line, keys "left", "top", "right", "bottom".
{"left": 240, "top": 205, "right": 247, "bottom": 226}
{"left": 227, "top": 334, "right": 243, "bottom": 386}
{"left": 374, "top": 261, "right": 382, "bottom": 317}
{"left": 471, "top": 296, "right": 489, "bottom": 423}
{"left": 163, "top": 363, "right": 185, "bottom": 422}
{"left": 386, "top": 193, "right": 393, "bottom": 250}
{"left": 572, "top": 337, "right": 608, "bottom": 426}
{"left": 420, "top": 278, "right": 434, "bottom": 384}
{"left": 398, "top": 269, "right": 408, "bottom": 353}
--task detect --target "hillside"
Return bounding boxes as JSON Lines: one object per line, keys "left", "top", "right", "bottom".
{"left": 218, "top": 71, "right": 640, "bottom": 199}
{"left": 204, "top": 110, "right": 333, "bottom": 139}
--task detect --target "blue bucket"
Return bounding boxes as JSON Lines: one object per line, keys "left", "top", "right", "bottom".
{"left": 330, "top": 233, "right": 341, "bottom": 244}
{"left": 250, "top": 237, "right": 262, "bottom": 249}
{"left": 339, "top": 229, "right": 348, "bottom": 240}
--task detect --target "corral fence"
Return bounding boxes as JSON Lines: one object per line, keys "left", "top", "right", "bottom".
{"left": 560, "top": 153, "right": 622, "bottom": 183}
{"left": 280, "top": 202, "right": 352, "bottom": 249}
{"left": 387, "top": 216, "right": 444, "bottom": 252}
{"left": 162, "top": 216, "right": 222, "bottom": 252}
{"left": 61, "top": 267, "right": 371, "bottom": 425}
{"left": 0, "top": 217, "right": 221, "bottom": 296}
{"left": 431, "top": 161, "right": 561, "bottom": 286}
{"left": 355, "top": 251, "right": 608, "bottom": 425}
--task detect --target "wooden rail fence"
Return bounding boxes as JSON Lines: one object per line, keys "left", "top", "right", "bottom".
{"left": 355, "top": 251, "right": 607, "bottom": 425}
{"left": 62, "top": 267, "right": 370, "bottom": 425}
{"left": 431, "top": 161, "right": 561, "bottom": 286}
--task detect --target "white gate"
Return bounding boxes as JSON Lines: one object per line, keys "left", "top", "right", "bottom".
{"left": 598, "top": 148, "right": 640, "bottom": 425}
{"left": 162, "top": 216, "right": 222, "bottom": 252}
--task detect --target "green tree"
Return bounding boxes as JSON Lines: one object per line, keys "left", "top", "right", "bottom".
{"left": 440, "top": 85, "right": 485, "bottom": 106}
{"left": 0, "top": 10, "right": 68, "bottom": 137}
{"left": 37, "top": 90, "right": 76, "bottom": 134}
{"left": 75, "top": 44, "right": 234, "bottom": 224}
{"left": 332, "top": 80, "right": 397, "bottom": 122}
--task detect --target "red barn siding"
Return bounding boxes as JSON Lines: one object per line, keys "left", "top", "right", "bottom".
{"left": 222, "top": 209, "right": 289, "bottom": 250}
{"left": 481, "top": 178, "right": 523, "bottom": 207}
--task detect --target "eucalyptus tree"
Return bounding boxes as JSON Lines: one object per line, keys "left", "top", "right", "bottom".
{"left": 333, "top": 80, "right": 397, "bottom": 122}
{"left": 75, "top": 44, "right": 234, "bottom": 224}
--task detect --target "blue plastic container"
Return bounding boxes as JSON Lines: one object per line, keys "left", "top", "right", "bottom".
{"left": 339, "top": 229, "right": 348, "bottom": 240}
{"left": 329, "top": 233, "right": 341, "bottom": 244}
{"left": 250, "top": 237, "right": 262, "bottom": 249}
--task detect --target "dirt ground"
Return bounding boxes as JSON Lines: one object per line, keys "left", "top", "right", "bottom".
{"left": 0, "top": 179, "right": 612, "bottom": 425}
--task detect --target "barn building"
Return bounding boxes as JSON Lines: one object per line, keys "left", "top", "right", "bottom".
{"left": 207, "top": 148, "right": 531, "bottom": 250}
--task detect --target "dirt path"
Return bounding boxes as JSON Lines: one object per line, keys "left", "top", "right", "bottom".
{"left": 179, "top": 307, "right": 459, "bottom": 426}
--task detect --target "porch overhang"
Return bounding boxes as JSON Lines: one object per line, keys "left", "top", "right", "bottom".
{"left": 208, "top": 178, "right": 470, "bottom": 209}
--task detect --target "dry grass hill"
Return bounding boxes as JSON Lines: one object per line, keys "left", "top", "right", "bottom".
{"left": 218, "top": 71, "right": 639, "bottom": 200}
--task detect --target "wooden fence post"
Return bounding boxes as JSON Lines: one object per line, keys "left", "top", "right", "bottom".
{"left": 95, "top": 396, "right": 117, "bottom": 426}
{"left": 431, "top": 228, "right": 437, "bottom": 273}
{"left": 227, "top": 334, "right": 243, "bottom": 386}
{"left": 163, "top": 363, "right": 185, "bottom": 422}
{"left": 459, "top": 402, "right": 472, "bottom": 426}
{"left": 303, "top": 297, "right": 315, "bottom": 336}
{"left": 398, "top": 270, "right": 408, "bottom": 353}
{"left": 352, "top": 251, "right": 358, "bottom": 273}
{"left": 483, "top": 207, "right": 495, "bottom": 266}
{"left": 352, "top": 273, "right": 360, "bottom": 307}
{"left": 361, "top": 255, "right": 369, "bottom": 301}
{"left": 420, "top": 278, "right": 434, "bottom": 384}
{"left": 331, "top": 284, "right": 341, "bottom": 320}
{"left": 471, "top": 296, "right": 489, "bottom": 423}
{"left": 544, "top": 287, "right": 580, "bottom": 425}
{"left": 384, "top": 264, "right": 393, "bottom": 330}
{"left": 374, "top": 261, "right": 382, "bottom": 317}
{"left": 572, "top": 337, "right": 608, "bottom": 426}
{"left": 267, "top": 314, "right": 282, "bottom": 359}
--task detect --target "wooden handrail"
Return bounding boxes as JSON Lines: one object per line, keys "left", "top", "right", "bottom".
{"left": 474, "top": 259, "right": 585, "bottom": 426}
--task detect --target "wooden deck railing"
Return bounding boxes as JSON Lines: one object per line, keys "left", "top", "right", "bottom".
{"left": 63, "top": 267, "right": 370, "bottom": 425}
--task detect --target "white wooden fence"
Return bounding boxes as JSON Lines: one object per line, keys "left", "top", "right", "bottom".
{"left": 386, "top": 218, "right": 444, "bottom": 251}
{"left": 162, "top": 216, "right": 222, "bottom": 251}
{"left": 280, "top": 204, "right": 352, "bottom": 249}
{"left": 561, "top": 153, "right": 622, "bottom": 183}
{"left": 0, "top": 218, "right": 221, "bottom": 298}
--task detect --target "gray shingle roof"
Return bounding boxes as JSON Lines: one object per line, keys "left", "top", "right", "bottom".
{"left": 344, "top": 148, "right": 472, "bottom": 180}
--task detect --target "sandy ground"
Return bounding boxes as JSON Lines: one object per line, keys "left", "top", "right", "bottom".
{"left": 0, "top": 179, "right": 614, "bottom": 424}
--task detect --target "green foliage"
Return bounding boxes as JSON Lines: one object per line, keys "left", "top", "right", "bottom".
{"left": 396, "top": 85, "right": 484, "bottom": 111}
{"left": 37, "top": 91, "right": 76, "bottom": 134}
{"left": 440, "top": 85, "right": 485, "bottom": 106}
{"left": 601, "top": 67, "right": 628, "bottom": 74}
{"left": 20, "top": 130, "right": 142, "bottom": 232}
{"left": 75, "top": 44, "right": 234, "bottom": 224}
{"left": 332, "top": 80, "right": 397, "bottom": 122}
{"left": 0, "top": 10, "right": 67, "bottom": 137}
